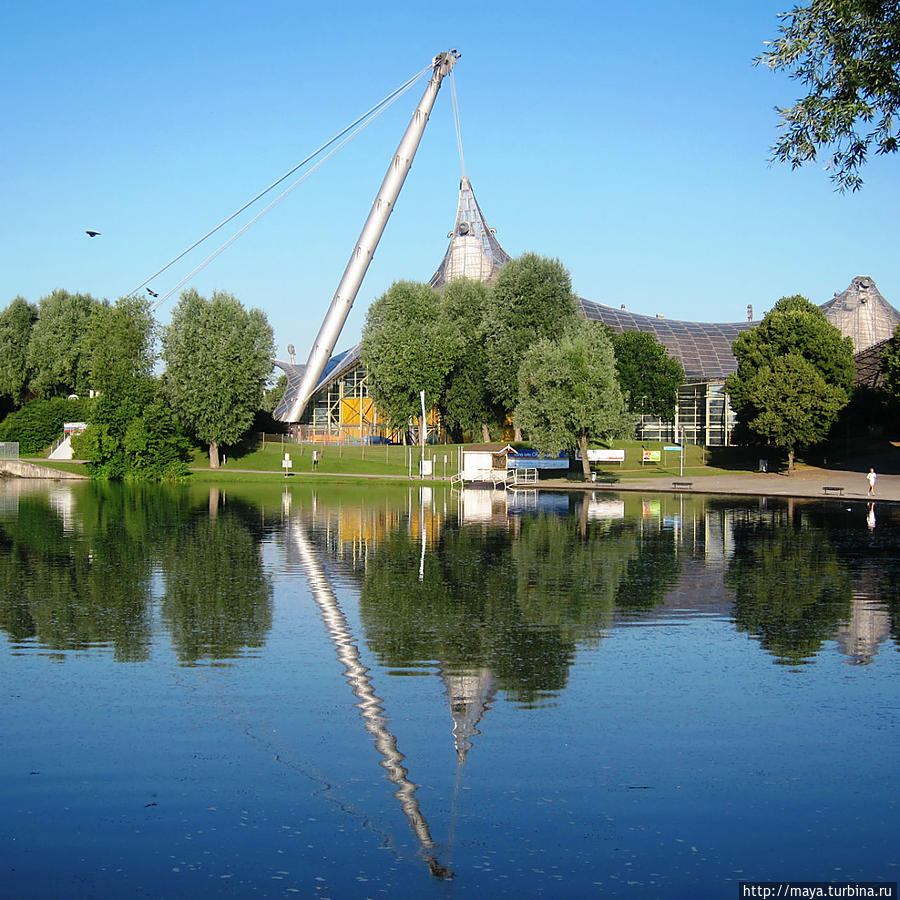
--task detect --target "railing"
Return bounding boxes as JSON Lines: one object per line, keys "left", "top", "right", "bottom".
{"left": 48, "top": 435, "right": 66, "bottom": 457}
{"left": 0, "top": 442, "right": 19, "bottom": 460}
{"left": 511, "top": 467, "right": 538, "bottom": 485}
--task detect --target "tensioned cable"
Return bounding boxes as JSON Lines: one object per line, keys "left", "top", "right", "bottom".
{"left": 129, "top": 60, "right": 434, "bottom": 302}
{"left": 449, "top": 68, "right": 466, "bottom": 177}
{"left": 149, "top": 91, "right": 410, "bottom": 312}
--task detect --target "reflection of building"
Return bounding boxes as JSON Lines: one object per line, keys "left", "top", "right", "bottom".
{"left": 835, "top": 590, "right": 894, "bottom": 665}
{"left": 441, "top": 667, "right": 497, "bottom": 764}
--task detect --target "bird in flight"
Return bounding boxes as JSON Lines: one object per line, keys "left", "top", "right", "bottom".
{"left": 146, "top": 288, "right": 159, "bottom": 298}
{"left": 85, "top": 230, "right": 100, "bottom": 237}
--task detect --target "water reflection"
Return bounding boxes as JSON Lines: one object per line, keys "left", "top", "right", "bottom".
{"left": 290, "top": 518, "right": 453, "bottom": 879}
{"left": 0, "top": 483, "right": 271, "bottom": 664}
{"left": 2, "top": 482, "right": 899, "bottom": 673}
{"left": 3, "top": 480, "right": 898, "bottom": 896}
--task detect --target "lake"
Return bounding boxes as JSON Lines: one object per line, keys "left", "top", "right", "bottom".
{"left": 1, "top": 480, "right": 898, "bottom": 898}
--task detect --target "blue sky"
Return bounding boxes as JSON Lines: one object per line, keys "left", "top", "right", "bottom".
{"left": 3, "top": 0, "right": 898, "bottom": 361}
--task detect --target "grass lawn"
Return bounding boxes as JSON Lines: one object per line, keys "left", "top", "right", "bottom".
{"left": 21, "top": 439, "right": 800, "bottom": 483}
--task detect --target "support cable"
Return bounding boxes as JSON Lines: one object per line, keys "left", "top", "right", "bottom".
{"left": 149, "top": 79, "right": 417, "bottom": 312}
{"left": 129, "top": 61, "right": 433, "bottom": 303}
{"left": 449, "top": 68, "right": 466, "bottom": 177}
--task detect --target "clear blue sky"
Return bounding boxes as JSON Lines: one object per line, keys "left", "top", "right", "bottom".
{"left": 3, "top": 0, "right": 898, "bottom": 361}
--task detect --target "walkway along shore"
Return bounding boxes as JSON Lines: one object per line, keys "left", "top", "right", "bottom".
{"left": 196, "top": 462, "right": 900, "bottom": 504}
{"left": 544, "top": 465, "right": 900, "bottom": 503}
{"left": 5, "top": 458, "right": 896, "bottom": 504}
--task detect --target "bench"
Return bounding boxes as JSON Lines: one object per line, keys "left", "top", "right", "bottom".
{"left": 672, "top": 481, "right": 693, "bottom": 490}
{"left": 822, "top": 485, "right": 844, "bottom": 496}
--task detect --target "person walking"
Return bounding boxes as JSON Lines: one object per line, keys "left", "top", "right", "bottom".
{"left": 866, "top": 467, "right": 877, "bottom": 496}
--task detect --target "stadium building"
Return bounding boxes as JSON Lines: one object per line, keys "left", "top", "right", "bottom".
{"left": 275, "top": 180, "right": 900, "bottom": 446}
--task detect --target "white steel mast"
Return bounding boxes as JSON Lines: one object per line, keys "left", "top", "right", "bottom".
{"left": 279, "top": 50, "right": 460, "bottom": 423}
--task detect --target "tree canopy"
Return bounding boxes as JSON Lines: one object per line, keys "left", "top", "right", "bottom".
{"left": 612, "top": 330, "right": 685, "bottom": 421}
{"left": 0, "top": 297, "right": 37, "bottom": 405}
{"left": 438, "top": 277, "right": 503, "bottom": 441}
{"left": 83, "top": 296, "right": 156, "bottom": 395}
{"left": 483, "top": 253, "right": 579, "bottom": 419}
{"left": 726, "top": 294, "right": 854, "bottom": 469}
{"left": 515, "top": 320, "right": 632, "bottom": 478}
{"left": 757, "top": 0, "right": 900, "bottom": 191}
{"left": 879, "top": 322, "right": 900, "bottom": 409}
{"left": 75, "top": 298, "right": 190, "bottom": 481}
{"left": 161, "top": 289, "right": 274, "bottom": 468}
{"left": 360, "top": 280, "right": 460, "bottom": 435}
{"left": 26, "top": 290, "right": 101, "bottom": 398}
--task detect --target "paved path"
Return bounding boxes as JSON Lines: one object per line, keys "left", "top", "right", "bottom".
{"left": 568, "top": 466, "right": 898, "bottom": 503}
{"left": 24, "top": 459, "right": 895, "bottom": 503}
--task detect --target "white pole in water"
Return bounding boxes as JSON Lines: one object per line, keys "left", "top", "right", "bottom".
{"left": 280, "top": 51, "right": 460, "bottom": 424}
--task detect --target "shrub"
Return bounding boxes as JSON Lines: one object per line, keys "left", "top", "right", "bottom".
{"left": 0, "top": 397, "right": 93, "bottom": 455}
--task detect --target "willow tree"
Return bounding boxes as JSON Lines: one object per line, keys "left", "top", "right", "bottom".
{"left": 483, "top": 253, "right": 579, "bottom": 432}
{"left": 360, "top": 281, "right": 459, "bottom": 443}
{"left": 26, "top": 289, "right": 101, "bottom": 398}
{"left": 162, "top": 289, "right": 274, "bottom": 468}
{"left": 515, "top": 320, "right": 632, "bottom": 479}
{"left": 0, "top": 297, "right": 37, "bottom": 407}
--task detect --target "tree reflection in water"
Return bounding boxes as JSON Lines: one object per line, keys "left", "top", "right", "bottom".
{"left": 358, "top": 505, "right": 680, "bottom": 706}
{"left": 726, "top": 516, "right": 853, "bottom": 665}
{"left": 160, "top": 493, "right": 272, "bottom": 665}
{"left": 0, "top": 484, "right": 272, "bottom": 665}
{"left": 0, "top": 484, "right": 187, "bottom": 660}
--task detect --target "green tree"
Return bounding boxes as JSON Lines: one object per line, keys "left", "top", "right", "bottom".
{"left": 439, "top": 277, "right": 503, "bottom": 441}
{"left": 612, "top": 330, "right": 685, "bottom": 421}
{"left": 757, "top": 0, "right": 900, "bottom": 191}
{"left": 73, "top": 379, "right": 191, "bottom": 481}
{"left": 73, "top": 297, "right": 190, "bottom": 481}
{"left": 0, "top": 297, "right": 37, "bottom": 406}
{"left": 26, "top": 290, "right": 102, "bottom": 398}
{"left": 726, "top": 295, "right": 854, "bottom": 470}
{"left": 734, "top": 354, "right": 848, "bottom": 470}
{"left": 483, "top": 254, "right": 579, "bottom": 426}
{"left": 879, "top": 322, "right": 900, "bottom": 409}
{"left": 84, "top": 296, "right": 156, "bottom": 394}
{"left": 360, "top": 281, "right": 459, "bottom": 440}
{"left": 161, "top": 289, "right": 274, "bottom": 468}
{"left": 515, "top": 320, "right": 632, "bottom": 478}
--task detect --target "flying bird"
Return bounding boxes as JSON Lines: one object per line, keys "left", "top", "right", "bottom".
{"left": 85, "top": 230, "right": 100, "bottom": 237}
{"left": 146, "top": 288, "right": 159, "bottom": 298}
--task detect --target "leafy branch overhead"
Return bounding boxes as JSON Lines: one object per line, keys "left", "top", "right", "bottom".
{"left": 758, "top": 0, "right": 900, "bottom": 191}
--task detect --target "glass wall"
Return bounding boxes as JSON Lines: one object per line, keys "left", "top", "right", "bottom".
{"left": 636, "top": 381, "right": 736, "bottom": 447}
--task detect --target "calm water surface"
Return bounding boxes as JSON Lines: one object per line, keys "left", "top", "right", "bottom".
{"left": 1, "top": 481, "right": 898, "bottom": 898}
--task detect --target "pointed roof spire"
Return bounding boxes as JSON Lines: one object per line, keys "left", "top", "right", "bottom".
{"left": 820, "top": 275, "right": 900, "bottom": 353}
{"left": 429, "top": 176, "right": 510, "bottom": 289}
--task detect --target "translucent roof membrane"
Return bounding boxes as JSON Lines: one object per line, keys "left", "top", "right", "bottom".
{"left": 430, "top": 177, "right": 510, "bottom": 289}
{"left": 578, "top": 298, "right": 752, "bottom": 380}
{"left": 820, "top": 276, "right": 900, "bottom": 353}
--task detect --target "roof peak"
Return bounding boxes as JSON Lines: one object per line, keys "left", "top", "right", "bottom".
{"left": 429, "top": 176, "right": 510, "bottom": 289}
